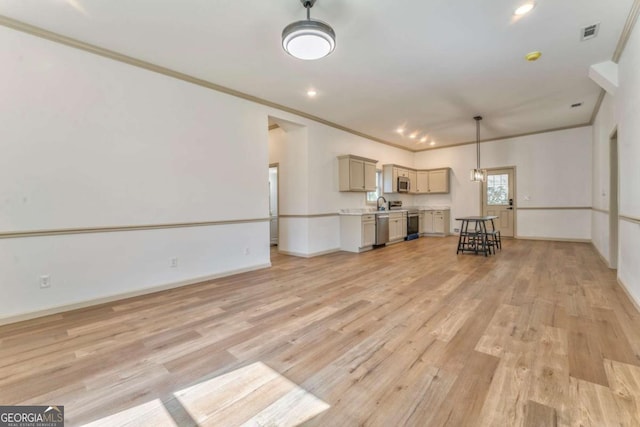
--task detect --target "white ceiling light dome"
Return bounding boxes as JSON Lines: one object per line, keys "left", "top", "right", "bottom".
{"left": 282, "top": 0, "right": 335, "bottom": 60}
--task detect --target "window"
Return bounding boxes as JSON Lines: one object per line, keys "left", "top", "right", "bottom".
{"left": 487, "top": 173, "right": 509, "bottom": 205}
{"left": 366, "top": 170, "right": 383, "bottom": 205}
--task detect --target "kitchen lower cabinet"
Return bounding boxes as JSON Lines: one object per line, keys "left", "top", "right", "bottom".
{"left": 388, "top": 211, "right": 407, "bottom": 243}
{"left": 420, "top": 209, "right": 450, "bottom": 236}
{"left": 340, "top": 214, "right": 376, "bottom": 252}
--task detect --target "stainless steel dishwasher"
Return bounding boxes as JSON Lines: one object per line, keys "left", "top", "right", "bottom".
{"left": 375, "top": 213, "right": 389, "bottom": 245}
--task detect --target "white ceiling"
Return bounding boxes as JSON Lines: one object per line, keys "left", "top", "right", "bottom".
{"left": 0, "top": 0, "right": 635, "bottom": 150}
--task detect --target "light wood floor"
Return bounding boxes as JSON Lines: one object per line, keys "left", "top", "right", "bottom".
{"left": 2, "top": 237, "right": 640, "bottom": 426}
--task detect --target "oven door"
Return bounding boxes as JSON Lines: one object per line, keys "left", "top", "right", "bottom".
{"left": 407, "top": 213, "right": 419, "bottom": 235}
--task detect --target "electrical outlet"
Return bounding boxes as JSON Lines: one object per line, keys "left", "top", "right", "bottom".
{"left": 454, "top": 228, "right": 460, "bottom": 233}
{"left": 170, "top": 257, "right": 178, "bottom": 268}
{"left": 244, "top": 247, "right": 250, "bottom": 255}
{"left": 40, "top": 275, "right": 51, "bottom": 288}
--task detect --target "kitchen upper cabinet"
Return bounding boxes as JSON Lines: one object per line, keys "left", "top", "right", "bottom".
{"left": 384, "top": 165, "right": 450, "bottom": 194}
{"left": 383, "top": 165, "right": 412, "bottom": 193}
{"left": 408, "top": 170, "right": 417, "bottom": 194}
{"left": 415, "top": 168, "right": 450, "bottom": 194}
{"left": 338, "top": 155, "right": 378, "bottom": 192}
{"left": 427, "top": 169, "right": 449, "bottom": 193}
{"left": 416, "top": 171, "right": 430, "bottom": 193}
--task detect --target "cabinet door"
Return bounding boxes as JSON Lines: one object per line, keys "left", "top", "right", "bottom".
{"left": 388, "top": 218, "right": 398, "bottom": 240}
{"left": 349, "top": 159, "right": 365, "bottom": 190}
{"left": 364, "top": 162, "right": 377, "bottom": 191}
{"left": 408, "top": 170, "right": 417, "bottom": 193}
{"left": 402, "top": 215, "right": 407, "bottom": 237}
{"left": 423, "top": 211, "right": 434, "bottom": 233}
{"left": 361, "top": 220, "right": 376, "bottom": 247}
{"left": 428, "top": 169, "right": 449, "bottom": 193}
{"left": 419, "top": 212, "right": 425, "bottom": 234}
{"left": 433, "top": 212, "right": 445, "bottom": 233}
{"left": 416, "top": 171, "right": 429, "bottom": 193}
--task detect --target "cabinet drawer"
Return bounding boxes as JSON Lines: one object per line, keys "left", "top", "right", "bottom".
{"left": 362, "top": 214, "right": 375, "bottom": 221}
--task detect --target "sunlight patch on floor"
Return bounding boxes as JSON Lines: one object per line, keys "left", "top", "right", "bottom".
{"left": 82, "top": 398, "right": 177, "bottom": 427}
{"left": 174, "top": 362, "right": 330, "bottom": 426}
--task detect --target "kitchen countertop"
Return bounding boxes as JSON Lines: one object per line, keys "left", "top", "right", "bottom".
{"left": 418, "top": 206, "right": 450, "bottom": 210}
{"left": 339, "top": 208, "right": 408, "bottom": 216}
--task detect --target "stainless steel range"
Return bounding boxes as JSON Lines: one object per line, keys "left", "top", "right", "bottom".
{"left": 389, "top": 201, "right": 419, "bottom": 240}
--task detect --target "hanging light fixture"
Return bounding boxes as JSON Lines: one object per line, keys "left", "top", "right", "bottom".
{"left": 282, "top": 0, "right": 335, "bottom": 60}
{"left": 470, "top": 116, "right": 487, "bottom": 182}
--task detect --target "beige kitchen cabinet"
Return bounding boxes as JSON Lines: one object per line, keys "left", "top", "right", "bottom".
{"left": 338, "top": 155, "right": 377, "bottom": 192}
{"left": 383, "top": 164, "right": 413, "bottom": 193}
{"left": 416, "top": 171, "right": 430, "bottom": 193}
{"left": 388, "top": 211, "right": 407, "bottom": 243}
{"left": 340, "top": 213, "right": 376, "bottom": 252}
{"left": 361, "top": 215, "right": 376, "bottom": 248}
{"left": 420, "top": 209, "right": 450, "bottom": 236}
{"left": 408, "top": 170, "right": 417, "bottom": 194}
{"left": 415, "top": 168, "right": 450, "bottom": 194}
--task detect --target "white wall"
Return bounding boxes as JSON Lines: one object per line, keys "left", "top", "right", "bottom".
{"left": 0, "top": 26, "right": 271, "bottom": 321}
{"left": 268, "top": 116, "right": 414, "bottom": 257}
{"left": 592, "top": 19, "right": 640, "bottom": 306}
{"left": 617, "top": 24, "right": 640, "bottom": 306}
{"left": 414, "top": 127, "right": 593, "bottom": 240}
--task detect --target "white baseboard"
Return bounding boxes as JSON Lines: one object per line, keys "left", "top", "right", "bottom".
{"left": 278, "top": 248, "right": 340, "bottom": 258}
{"left": 515, "top": 236, "right": 591, "bottom": 243}
{"left": 617, "top": 276, "right": 640, "bottom": 315}
{"left": 0, "top": 263, "right": 271, "bottom": 326}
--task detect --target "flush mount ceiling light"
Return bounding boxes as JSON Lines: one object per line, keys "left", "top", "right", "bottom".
{"left": 470, "top": 116, "right": 487, "bottom": 182}
{"left": 514, "top": 2, "right": 535, "bottom": 16}
{"left": 282, "top": 0, "right": 335, "bottom": 60}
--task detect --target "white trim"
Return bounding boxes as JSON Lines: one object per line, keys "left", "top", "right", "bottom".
{"left": 617, "top": 277, "right": 640, "bottom": 315}
{"left": 278, "top": 248, "right": 341, "bottom": 258}
{"left": 515, "top": 236, "right": 591, "bottom": 243}
{"left": 0, "top": 263, "right": 271, "bottom": 326}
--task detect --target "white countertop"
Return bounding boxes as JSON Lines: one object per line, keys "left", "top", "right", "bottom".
{"left": 339, "top": 208, "right": 407, "bottom": 216}
{"left": 418, "top": 206, "right": 450, "bottom": 210}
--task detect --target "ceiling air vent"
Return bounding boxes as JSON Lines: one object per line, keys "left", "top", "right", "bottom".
{"left": 581, "top": 23, "right": 600, "bottom": 41}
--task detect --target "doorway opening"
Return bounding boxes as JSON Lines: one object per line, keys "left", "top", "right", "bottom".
{"left": 269, "top": 164, "right": 279, "bottom": 246}
{"left": 481, "top": 167, "right": 516, "bottom": 237}
{"left": 609, "top": 129, "right": 618, "bottom": 269}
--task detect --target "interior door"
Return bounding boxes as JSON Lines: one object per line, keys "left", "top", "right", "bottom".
{"left": 269, "top": 166, "right": 278, "bottom": 245}
{"left": 482, "top": 168, "right": 515, "bottom": 237}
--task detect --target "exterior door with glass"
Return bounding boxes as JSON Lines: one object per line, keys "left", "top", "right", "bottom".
{"left": 482, "top": 168, "right": 515, "bottom": 237}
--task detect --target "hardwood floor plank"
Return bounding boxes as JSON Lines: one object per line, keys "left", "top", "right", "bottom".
{"left": 523, "top": 400, "right": 557, "bottom": 427}
{"left": 1, "top": 238, "right": 639, "bottom": 426}
{"left": 428, "top": 350, "right": 501, "bottom": 426}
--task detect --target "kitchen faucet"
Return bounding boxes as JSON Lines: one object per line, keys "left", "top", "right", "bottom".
{"left": 376, "top": 196, "right": 387, "bottom": 210}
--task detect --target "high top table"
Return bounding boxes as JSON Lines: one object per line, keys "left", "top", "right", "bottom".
{"left": 455, "top": 216, "right": 498, "bottom": 256}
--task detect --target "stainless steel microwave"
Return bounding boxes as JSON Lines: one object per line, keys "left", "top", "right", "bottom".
{"left": 397, "top": 176, "right": 410, "bottom": 193}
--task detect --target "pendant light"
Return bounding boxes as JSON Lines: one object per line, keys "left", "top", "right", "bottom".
{"left": 282, "top": 0, "right": 335, "bottom": 60}
{"left": 470, "top": 116, "right": 487, "bottom": 182}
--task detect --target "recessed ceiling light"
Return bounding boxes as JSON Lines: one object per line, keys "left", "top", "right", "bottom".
{"left": 429, "top": 141, "right": 436, "bottom": 146}
{"left": 396, "top": 127, "right": 405, "bottom": 134}
{"left": 420, "top": 137, "right": 427, "bottom": 143}
{"left": 409, "top": 132, "right": 418, "bottom": 139}
{"left": 307, "top": 89, "right": 317, "bottom": 97}
{"left": 514, "top": 3, "right": 535, "bottom": 16}
{"left": 525, "top": 51, "right": 542, "bottom": 61}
